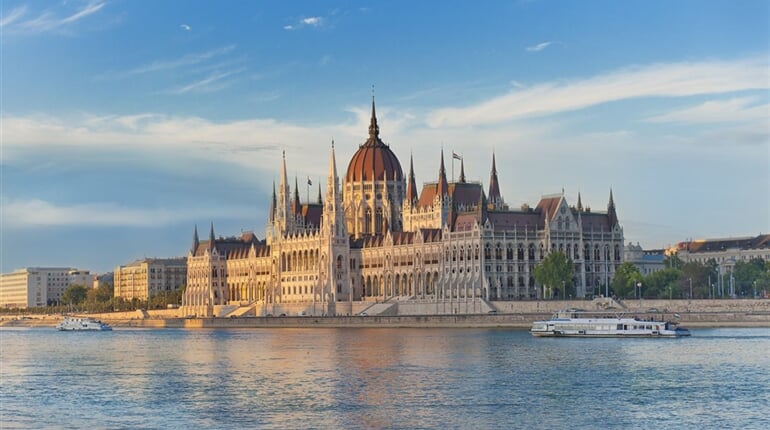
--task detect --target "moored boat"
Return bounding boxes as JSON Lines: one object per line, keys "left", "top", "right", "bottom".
{"left": 530, "top": 309, "right": 690, "bottom": 338}
{"left": 56, "top": 316, "right": 113, "bottom": 331}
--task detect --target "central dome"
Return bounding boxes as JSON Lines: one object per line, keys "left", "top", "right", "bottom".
{"left": 345, "top": 100, "right": 403, "bottom": 182}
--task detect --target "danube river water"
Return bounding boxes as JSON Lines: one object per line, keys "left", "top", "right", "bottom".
{"left": 1, "top": 327, "right": 769, "bottom": 429}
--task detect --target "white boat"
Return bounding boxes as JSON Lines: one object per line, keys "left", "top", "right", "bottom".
{"left": 56, "top": 316, "right": 112, "bottom": 331}
{"left": 530, "top": 309, "right": 690, "bottom": 338}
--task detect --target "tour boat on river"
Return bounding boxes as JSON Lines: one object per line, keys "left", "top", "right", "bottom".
{"left": 530, "top": 310, "right": 690, "bottom": 338}
{"left": 56, "top": 316, "right": 112, "bottom": 331}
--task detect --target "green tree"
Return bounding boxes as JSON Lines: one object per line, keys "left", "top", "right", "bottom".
{"left": 61, "top": 284, "right": 88, "bottom": 305}
{"left": 733, "top": 258, "right": 768, "bottom": 297}
{"left": 533, "top": 251, "right": 574, "bottom": 299}
{"left": 644, "top": 268, "right": 681, "bottom": 299}
{"left": 611, "top": 262, "right": 643, "bottom": 299}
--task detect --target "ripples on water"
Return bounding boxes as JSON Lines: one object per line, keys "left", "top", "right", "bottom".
{"left": 1, "top": 327, "right": 769, "bottom": 429}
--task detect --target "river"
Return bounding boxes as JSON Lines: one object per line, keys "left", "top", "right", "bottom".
{"left": 1, "top": 327, "right": 768, "bottom": 429}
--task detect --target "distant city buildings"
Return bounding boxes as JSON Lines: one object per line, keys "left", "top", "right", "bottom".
{"left": 673, "top": 234, "right": 770, "bottom": 271}
{"left": 182, "top": 99, "right": 625, "bottom": 317}
{"left": 114, "top": 258, "right": 187, "bottom": 302}
{"left": 0, "top": 267, "right": 95, "bottom": 309}
{"left": 624, "top": 242, "right": 666, "bottom": 275}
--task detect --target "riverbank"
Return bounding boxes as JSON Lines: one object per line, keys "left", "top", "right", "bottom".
{"left": 0, "top": 310, "right": 770, "bottom": 329}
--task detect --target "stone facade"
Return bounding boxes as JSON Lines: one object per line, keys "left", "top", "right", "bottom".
{"left": 181, "top": 100, "right": 624, "bottom": 316}
{"left": 114, "top": 258, "right": 187, "bottom": 302}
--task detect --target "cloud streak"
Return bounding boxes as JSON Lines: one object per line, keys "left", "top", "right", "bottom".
{"left": 646, "top": 97, "right": 769, "bottom": 124}
{"left": 426, "top": 56, "right": 770, "bottom": 128}
{"left": 526, "top": 41, "right": 554, "bottom": 52}
{"left": 2, "top": 198, "right": 252, "bottom": 228}
{"left": 98, "top": 45, "right": 237, "bottom": 80}
{"left": 5, "top": 2, "right": 105, "bottom": 33}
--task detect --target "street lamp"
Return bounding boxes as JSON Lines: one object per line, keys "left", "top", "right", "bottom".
{"left": 637, "top": 282, "right": 642, "bottom": 305}
{"left": 689, "top": 277, "right": 693, "bottom": 299}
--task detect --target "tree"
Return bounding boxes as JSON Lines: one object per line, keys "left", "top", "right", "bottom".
{"left": 533, "top": 251, "right": 574, "bottom": 299}
{"left": 611, "top": 262, "right": 643, "bottom": 299}
{"left": 644, "top": 268, "right": 681, "bottom": 299}
{"left": 61, "top": 284, "right": 88, "bottom": 305}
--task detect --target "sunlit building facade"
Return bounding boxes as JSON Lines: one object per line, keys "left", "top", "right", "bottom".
{"left": 114, "top": 258, "right": 187, "bottom": 302}
{"left": 181, "top": 100, "right": 624, "bottom": 316}
{"left": 0, "top": 267, "right": 95, "bottom": 309}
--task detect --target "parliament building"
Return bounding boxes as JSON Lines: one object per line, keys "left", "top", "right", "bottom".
{"left": 181, "top": 100, "right": 624, "bottom": 317}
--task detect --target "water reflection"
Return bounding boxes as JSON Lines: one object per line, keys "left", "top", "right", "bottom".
{"left": 2, "top": 327, "right": 769, "bottom": 429}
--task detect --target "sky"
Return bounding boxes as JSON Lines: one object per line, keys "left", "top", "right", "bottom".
{"left": 1, "top": 0, "right": 768, "bottom": 274}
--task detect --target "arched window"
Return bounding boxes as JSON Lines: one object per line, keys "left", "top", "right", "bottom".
{"left": 495, "top": 243, "right": 502, "bottom": 260}
{"left": 584, "top": 244, "right": 591, "bottom": 261}
{"left": 484, "top": 244, "right": 491, "bottom": 260}
{"left": 364, "top": 208, "right": 372, "bottom": 234}
{"left": 507, "top": 245, "right": 514, "bottom": 260}
{"left": 517, "top": 244, "right": 524, "bottom": 260}
{"left": 375, "top": 208, "right": 383, "bottom": 233}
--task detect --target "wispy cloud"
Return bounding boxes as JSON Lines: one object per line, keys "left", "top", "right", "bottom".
{"left": 98, "top": 45, "right": 237, "bottom": 80}
{"left": 526, "top": 41, "right": 554, "bottom": 52}
{"left": 2, "top": 198, "right": 252, "bottom": 228}
{"left": 0, "top": 5, "right": 27, "bottom": 27}
{"left": 170, "top": 68, "right": 245, "bottom": 94}
{"left": 5, "top": 1, "right": 105, "bottom": 34}
{"left": 284, "top": 15, "right": 324, "bottom": 30}
{"left": 427, "top": 56, "right": 770, "bottom": 128}
{"left": 646, "top": 97, "right": 769, "bottom": 124}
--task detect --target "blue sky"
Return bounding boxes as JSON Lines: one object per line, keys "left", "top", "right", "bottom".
{"left": 1, "top": 0, "right": 768, "bottom": 273}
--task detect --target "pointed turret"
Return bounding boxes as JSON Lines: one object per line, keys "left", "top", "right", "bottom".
{"left": 208, "top": 222, "right": 216, "bottom": 250}
{"left": 317, "top": 183, "right": 322, "bottom": 205}
{"left": 437, "top": 149, "right": 448, "bottom": 197}
{"left": 607, "top": 188, "right": 618, "bottom": 227}
{"left": 577, "top": 192, "right": 583, "bottom": 212}
{"left": 269, "top": 181, "right": 276, "bottom": 222}
{"left": 367, "top": 96, "right": 380, "bottom": 141}
{"left": 459, "top": 157, "right": 466, "bottom": 183}
{"left": 292, "top": 176, "right": 301, "bottom": 214}
{"left": 324, "top": 140, "right": 346, "bottom": 238}
{"left": 488, "top": 152, "right": 501, "bottom": 206}
{"left": 406, "top": 153, "right": 418, "bottom": 204}
{"left": 191, "top": 224, "right": 199, "bottom": 254}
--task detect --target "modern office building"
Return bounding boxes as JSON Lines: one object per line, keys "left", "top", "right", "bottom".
{"left": 0, "top": 267, "right": 95, "bottom": 309}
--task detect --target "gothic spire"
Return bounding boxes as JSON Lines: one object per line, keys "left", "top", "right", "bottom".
{"left": 269, "top": 181, "right": 276, "bottom": 222}
{"left": 577, "top": 192, "right": 583, "bottom": 212}
{"left": 208, "top": 221, "right": 215, "bottom": 250}
{"left": 317, "top": 182, "right": 322, "bottom": 205}
{"left": 407, "top": 152, "right": 418, "bottom": 204}
{"left": 293, "top": 176, "right": 301, "bottom": 214}
{"left": 607, "top": 188, "right": 618, "bottom": 227}
{"left": 488, "top": 152, "right": 501, "bottom": 205}
{"left": 368, "top": 95, "right": 380, "bottom": 140}
{"left": 437, "top": 148, "right": 448, "bottom": 197}
{"left": 459, "top": 156, "right": 466, "bottom": 183}
{"left": 191, "top": 224, "right": 199, "bottom": 254}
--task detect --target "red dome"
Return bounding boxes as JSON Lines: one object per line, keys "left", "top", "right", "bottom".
{"left": 345, "top": 100, "right": 403, "bottom": 183}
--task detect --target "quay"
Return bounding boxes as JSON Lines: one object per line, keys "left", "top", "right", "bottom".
{"left": 3, "top": 298, "right": 770, "bottom": 329}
